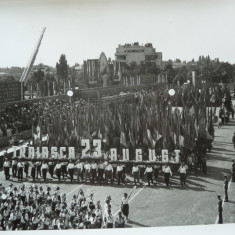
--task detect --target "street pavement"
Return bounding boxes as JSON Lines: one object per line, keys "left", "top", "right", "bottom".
{"left": 0, "top": 111, "right": 235, "bottom": 228}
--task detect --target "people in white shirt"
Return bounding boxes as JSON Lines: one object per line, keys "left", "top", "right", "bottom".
{"left": 132, "top": 164, "right": 139, "bottom": 185}
{"left": 91, "top": 161, "right": 98, "bottom": 183}
{"left": 54, "top": 162, "right": 62, "bottom": 182}
{"left": 17, "top": 161, "right": 24, "bottom": 181}
{"left": 84, "top": 162, "right": 91, "bottom": 182}
{"left": 67, "top": 161, "right": 75, "bottom": 182}
{"left": 41, "top": 162, "right": 49, "bottom": 181}
{"left": 105, "top": 163, "right": 113, "bottom": 183}
{"left": 144, "top": 165, "right": 153, "bottom": 186}
{"left": 117, "top": 163, "right": 124, "bottom": 185}
{"left": 178, "top": 162, "right": 188, "bottom": 187}
{"left": 162, "top": 163, "right": 172, "bottom": 186}
{"left": 76, "top": 161, "right": 83, "bottom": 182}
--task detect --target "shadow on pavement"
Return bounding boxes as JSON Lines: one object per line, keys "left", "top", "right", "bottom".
{"left": 212, "top": 147, "right": 235, "bottom": 153}
{"left": 127, "top": 219, "right": 150, "bottom": 227}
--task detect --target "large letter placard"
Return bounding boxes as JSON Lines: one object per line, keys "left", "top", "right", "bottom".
{"left": 162, "top": 149, "right": 169, "bottom": 162}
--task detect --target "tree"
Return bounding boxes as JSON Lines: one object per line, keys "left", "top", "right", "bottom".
{"left": 56, "top": 54, "right": 69, "bottom": 93}
{"left": 33, "top": 69, "right": 44, "bottom": 97}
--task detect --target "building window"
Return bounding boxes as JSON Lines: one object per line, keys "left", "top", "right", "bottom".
{"left": 146, "top": 55, "right": 157, "bottom": 60}
{"left": 117, "top": 55, "right": 126, "bottom": 60}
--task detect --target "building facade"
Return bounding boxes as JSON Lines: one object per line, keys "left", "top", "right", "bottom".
{"left": 115, "top": 42, "right": 162, "bottom": 67}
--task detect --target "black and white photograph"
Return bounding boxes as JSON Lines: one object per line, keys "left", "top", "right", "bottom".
{"left": 0, "top": 0, "right": 235, "bottom": 233}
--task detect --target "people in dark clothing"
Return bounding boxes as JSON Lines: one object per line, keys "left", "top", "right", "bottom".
{"left": 224, "top": 175, "right": 229, "bottom": 202}
{"left": 217, "top": 195, "right": 223, "bottom": 224}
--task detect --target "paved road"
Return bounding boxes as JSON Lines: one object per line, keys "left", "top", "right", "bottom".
{"left": 0, "top": 111, "right": 234, "bottom": 228}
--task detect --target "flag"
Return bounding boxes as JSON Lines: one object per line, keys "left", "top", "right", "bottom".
{"left": 120, "top": 131, "right": 128, "bottom": 147}
{"left": 153, "top": 128, "right": 162, "bottom": 142}
{"left": 147, "top": 129, "right": 155, "bottom": 148}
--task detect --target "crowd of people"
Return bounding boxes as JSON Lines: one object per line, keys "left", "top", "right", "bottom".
{"left": 0, "top": 85, "right": 167, "bottom": 138}
{"left": 0, "top": 97, "right": 88, "bottom": 138}
{"left": 0, "top": 182, "right": 130, "bottom": 230}
{"left": 2, "top": 151, "right": 197, "bottom": 188}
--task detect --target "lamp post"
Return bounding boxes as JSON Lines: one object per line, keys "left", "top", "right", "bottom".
{"left": 67, "top": 90, "right": 74, "bottom": 113}
{"left": 165, "top": 88, "right": 176, "bottom": 149}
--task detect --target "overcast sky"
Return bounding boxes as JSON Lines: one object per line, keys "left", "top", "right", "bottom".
{"left": 0, "top": 0, "right": 235, "bottom": 67}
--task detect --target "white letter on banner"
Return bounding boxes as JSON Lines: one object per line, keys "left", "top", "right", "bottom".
{"left": 81, "top": 139, "right": 90, "bottom": 157}
{"left": 28, "top": 147, "right": 34, "bottom": 158}
{"left": 51, "top": 147, "right": 58, "bottom": 158}
{"left": 110, "top": 148, "right": 117, "bottom": 161}
{"left": 20, "top": 147, "right": 26, "bottom": 158}
{"left": 148, "top": 149, "right": 156, "bottom": 162}
{"left": 42, "top": 147, "right": 48, "bottom": 158}
{"left": 135, "top": 149, "right": 142, "bottom": 161}
{"left": 13, "top": 146, "right": 18, "bottom": 157}
{"left": 174, "top": 150, "right": 180, "bottom": 163}
{"left": 68, "top": 147, "right": 75, "bottom": 159}
{"left": 36, "top": 147, "right": 40, "bottom": 158}
{"left": 122, "top": 149, "right": 129, "bottom": 161}
{"left": 60, "top": 147, "right": 66, "bottom": 158}
{"left": 162, "top": 149, "right": 169, "bottom": 162}
{"left": 93, "top": 139, "right": 101, "bottom": 157}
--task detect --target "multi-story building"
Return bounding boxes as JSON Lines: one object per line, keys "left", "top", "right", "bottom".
{"left": 30, "top": 63, "right": 55, "bottom": 76}
{"left": 115, "top": 42, "right": 162, "bottom": 67}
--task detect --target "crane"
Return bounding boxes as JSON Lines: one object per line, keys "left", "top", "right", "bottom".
{"left": 19, "top": 27, "right": 46, "bottom": 89}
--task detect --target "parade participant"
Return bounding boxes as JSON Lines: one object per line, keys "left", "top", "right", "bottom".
{"left": 144, "top": 165, "right": 153, "bottom": 186}
{"left": 224, "top": 175, "right": 228, "bottom": 202}
{"left": 187, "top": 154, "right": 193, "bottom": 174}
{"left": 104, "top": 209, "right": 114, "bottom": 228}
{"left": 162, "top": 163, "right": 172, "bottom": 187}
{"left": 112, "top": 162, "right": 117, "bottom": 181}
{"left": 91, "top": 160, "right": 98, "bottom": 183}
{"left": 115, "top": 211, "right": 125, "bottom": 228}
{"left": 84, "top": 161, "right": 91, "bottom": 183}
{"left": 232, "top": 133, "right": 235, "bottom": 149}
{"left": 76, "top": 160, "right": 84, "bottom": 182}
{"left": 178, "top": 162, "right": 188, "bottom": 187}
{"left": 105, "top": 162, "right": 113, "bottom": 184}
{"left": 77, "top": 189, "right": 85, "bottom": 206}
{"left": 39, "top": 186, "right": 45, "bottom": 205}
{"left": 41, "top": 161, "right": 49, "bottom": 182}
{"left": 139, "top": 164, "right": 146, "bottom": 182}
{"left": 194, "top": 154, "right": 199, "bottom": 176}
{"left": 35, "top": 161, "right": 42, "bottom": 179}
{"left": 97, "top": 160, "right": 105, "bottom": 184}
{"left": 20, "top": 185, "right": 27, "bottom": 204}
{"left": 94, "top": 203, "right": 102, "bottom": 227}
{"left": 232, "top": 159, "right": 235, "bottom": 182}
{"left": 3, "top": 158, "right": 10, "bottom": 180}
{"left": 17, "top": 159, "right": 24, "bottom": 181}
{"left": 132, "top": 164, "right": 140, "bottom": 185}
{"left": 30, "top": 161, "right": 36, "bottom": 181}
{"left": 153, "top": 164, "right": 160, "bottom": 184}
{"left": 61, "top": 160, "right": 68, "bottom": 179}
{"left": 87, "top": 192, "right": 95, "bottom": 210}
{"left": 81, "top": 198, "right": 88, "bottom": 211}
{"left": 12, "top": 159, "right": 18, "bottom": 177}
{"left": 117, "top": 163, "right": 124, "bottom": 185}
{"left": 89, "top": 212, "right": 97, "bottom": 228}
{"left": 24, "top": 161, "right": 29, "bottom": 178}
{"left": 225, "top": 110, "right": 229, "bottom": 124}
{"left": 217, "top": 195, "right": 223, "bottom": 224}
{"left": 54, "top": 161, "right": 62, "bottom": 182}
{"left": 67, "top": 160, "right": 75, "bottom": 182}
{"left": 121, "top": 190, "right": 134, "bottom": 221}
{"left": 201, "top": 155, "right": 207, "bottom": 175}
{"left": 48, "top": 161, "right": 54, "bottom": 178}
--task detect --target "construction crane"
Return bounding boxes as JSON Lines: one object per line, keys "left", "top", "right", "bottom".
{"left": 19, "top": 27, "right": 46, "bottom": 98}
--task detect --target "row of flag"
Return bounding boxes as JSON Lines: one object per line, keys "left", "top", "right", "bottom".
{"left": 33, "top": 83, "right": 216, "bottom": 154}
